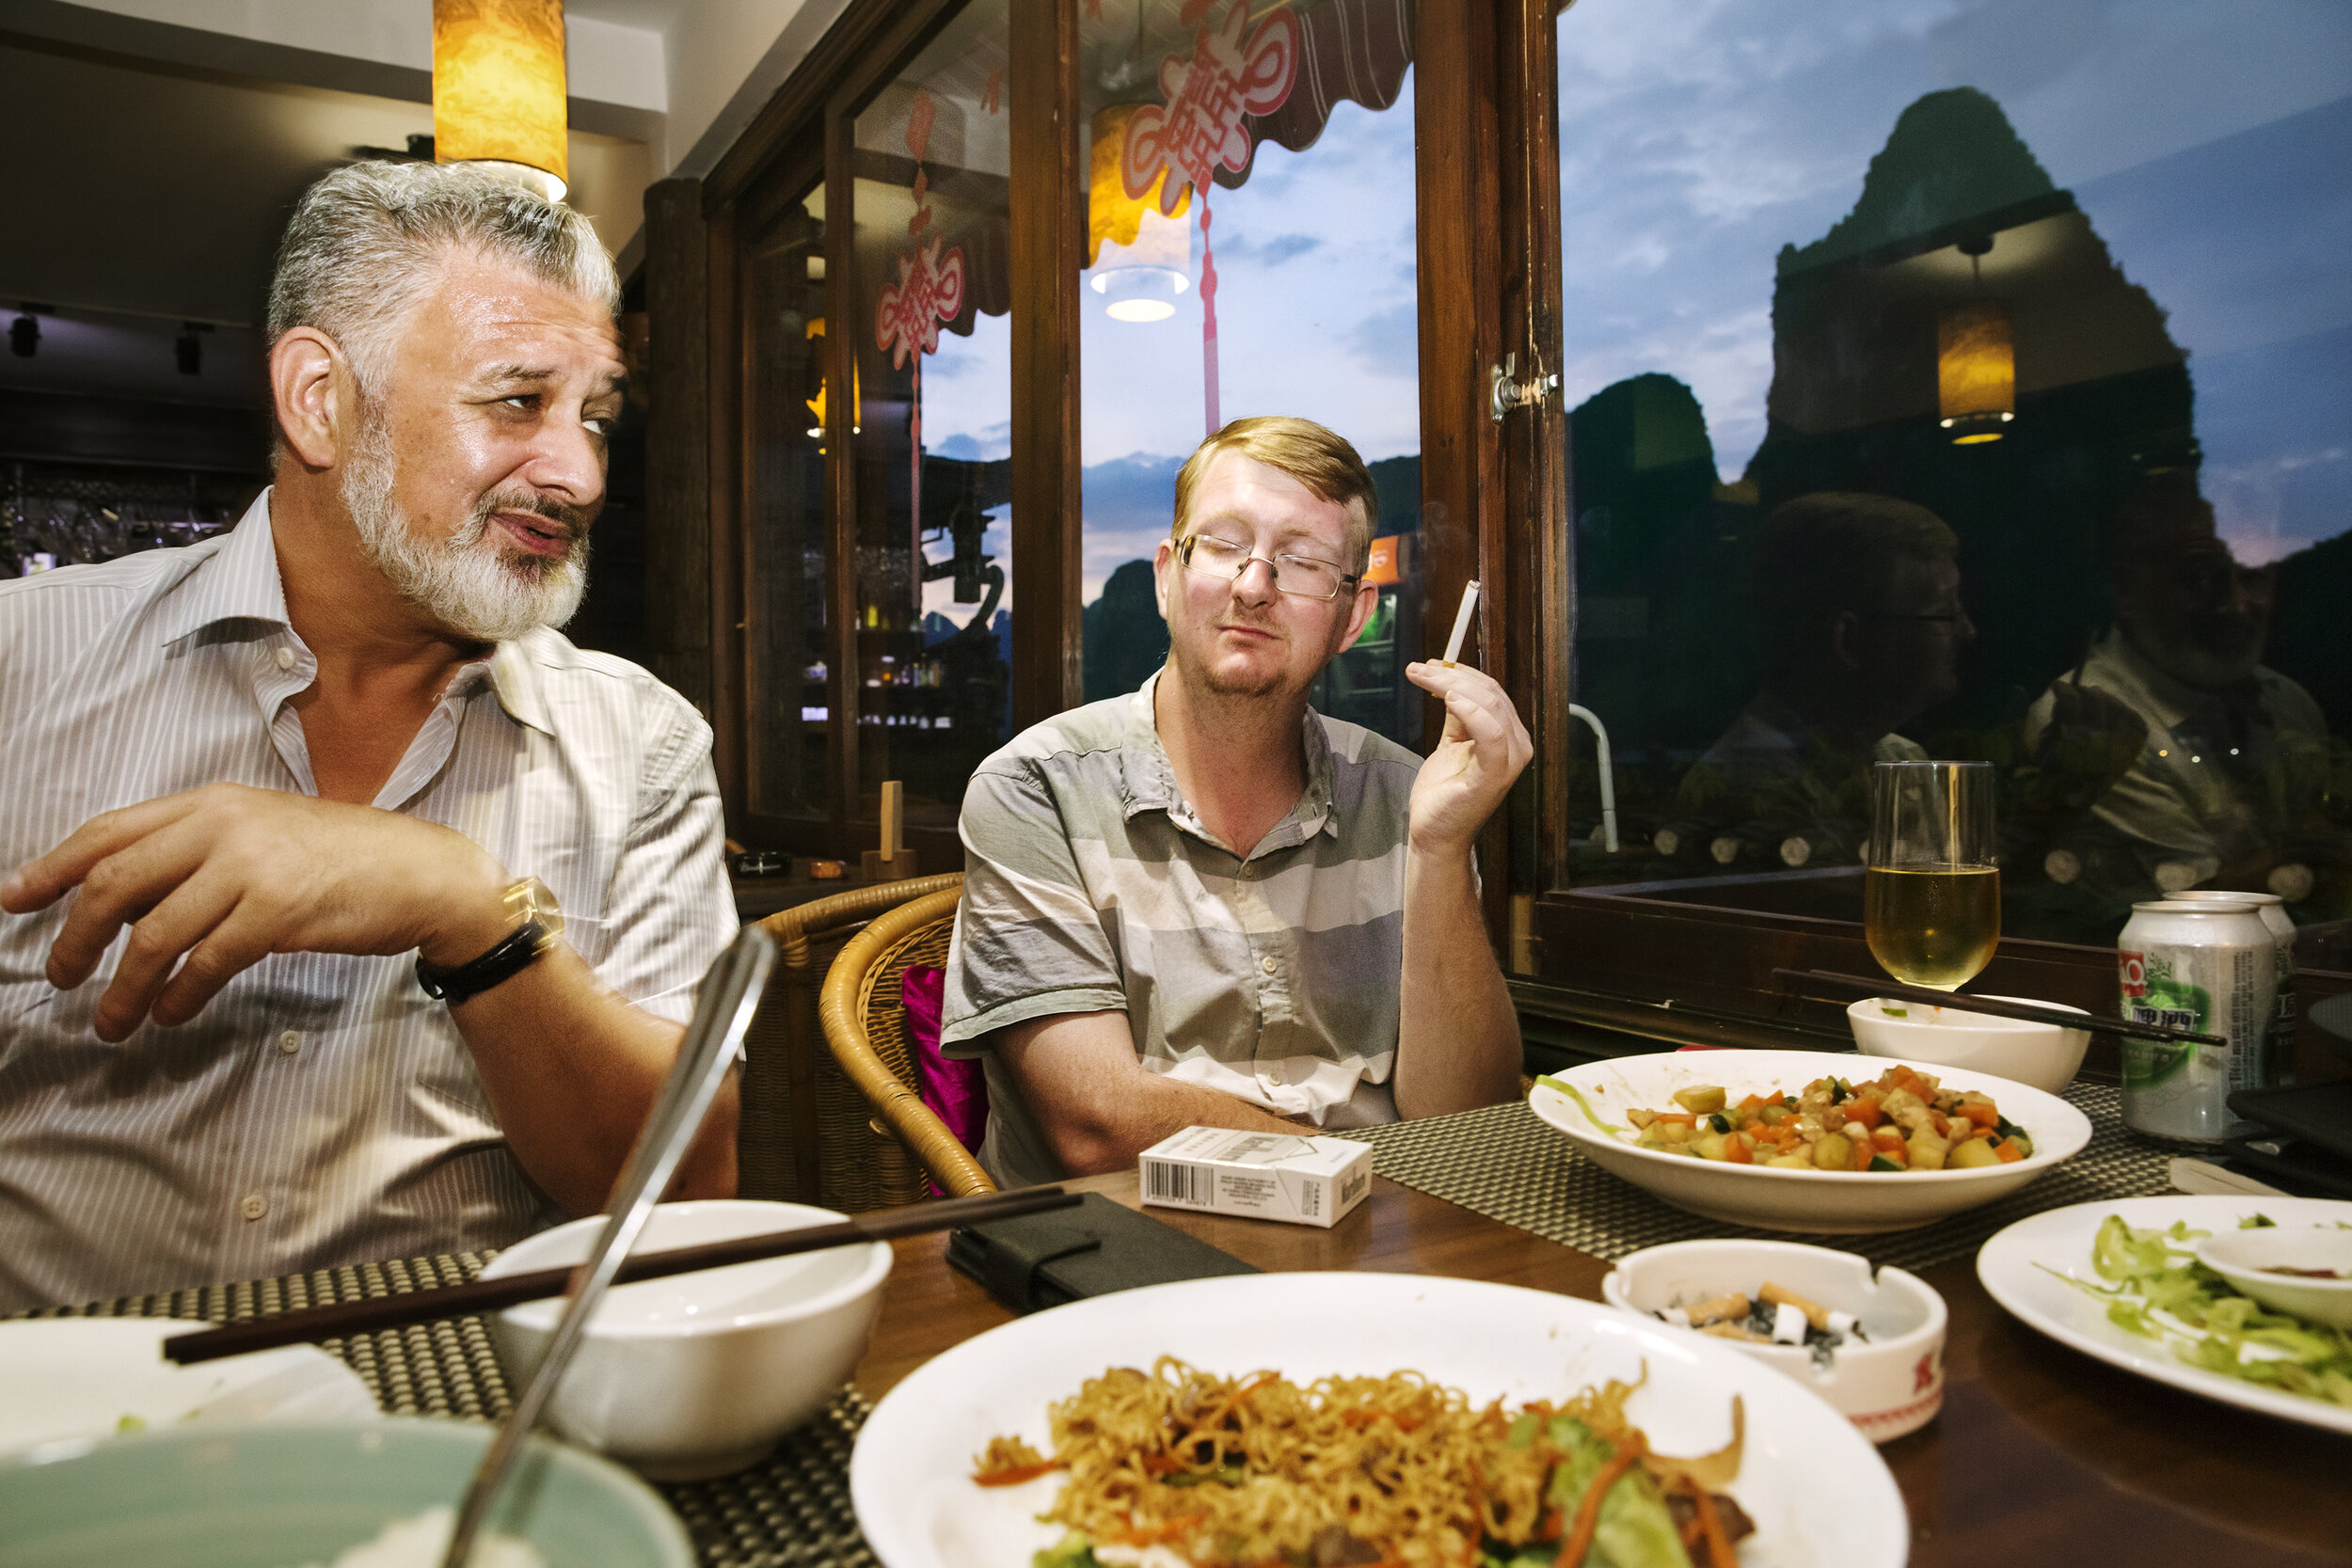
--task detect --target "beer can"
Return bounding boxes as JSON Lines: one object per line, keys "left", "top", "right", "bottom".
{"left": 2169, "top": 890, "right": 2296, "bottom": 1087}
{"left": 2117, "top": 899, "right": 2275, "bottom": 1147}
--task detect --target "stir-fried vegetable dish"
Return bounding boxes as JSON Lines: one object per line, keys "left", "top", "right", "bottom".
{"left": 1600, "top": 1066, "right": 2034, "bottom": 1173}
{"left": 972, "top": 1358, "right": 1753, "bottom": 1568}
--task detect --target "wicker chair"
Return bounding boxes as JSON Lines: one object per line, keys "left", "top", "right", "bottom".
{"left": 737, "top": 874, "right": 963, "bottom": 1211}
{"left": 818, "top": 885, "right": 996, "bottom": 1199}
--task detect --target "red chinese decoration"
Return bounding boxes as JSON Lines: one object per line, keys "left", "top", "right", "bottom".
{"left": 1120, "top": 1, "right": 1299, "bottom": 215}
{"left": 874, "top": 233, "right": 966, "bottom": 371}
{"left": 1119, "top": 2, "right": 1298, "bottom": 436}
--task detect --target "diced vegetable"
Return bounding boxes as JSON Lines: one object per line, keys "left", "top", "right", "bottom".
{"left": 1811, "top": 1132, "right": 1852, "bottom": 1172}
{"left": 1674, "top": 1085, "right": 1727, "bottom": 1116}
{"left": 1947, "top": 1137, "right": 2000, "bottom": 1169}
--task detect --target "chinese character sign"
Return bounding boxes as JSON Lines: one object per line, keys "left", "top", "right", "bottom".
{"left": 874, "top": 233, "right": 966, "bottom": 370}
{"left": 1120, "top": 1, "right": 1299, "bottom": 214}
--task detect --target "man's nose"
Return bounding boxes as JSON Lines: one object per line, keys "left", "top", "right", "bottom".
{"left": 521, "top": 415, "right": 608, "bottom": 510}
{"left": 1232, "top": 555, "right": 1280, "bottom": 604}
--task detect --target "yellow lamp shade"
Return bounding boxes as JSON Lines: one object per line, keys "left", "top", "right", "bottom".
{"left": 1938, "top": 297, "right": 2014, "bottom": 444}
{"left": 434, "top": 0, "right": 568, "bottom": 200}
{"left": 1089, "top": 104, "right": 1187, "bottom": 268}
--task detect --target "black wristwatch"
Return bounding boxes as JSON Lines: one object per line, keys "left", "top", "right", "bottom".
{"left": 416, "top": 877, "right": 564, "bottom": 1006}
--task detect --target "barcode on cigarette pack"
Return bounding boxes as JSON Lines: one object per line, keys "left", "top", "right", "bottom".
{"left": 1144, "top": 1159, "right": 1212, "bottom": 1207}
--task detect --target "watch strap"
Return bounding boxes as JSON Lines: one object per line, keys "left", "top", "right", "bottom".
{"left": 416, "top": 917, "right": 555, "bottom": 1006}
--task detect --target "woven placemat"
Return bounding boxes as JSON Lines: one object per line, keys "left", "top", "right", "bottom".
{"left": 1334, "top": 1082, "right": 2170, "bottom": 1274}
{"left": 32, "top": 1254, "right": 876, "bottom": 1568}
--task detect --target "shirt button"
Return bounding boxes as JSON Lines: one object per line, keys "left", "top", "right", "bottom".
{"left": 274, "top": 646, "right": 296, "bottom": 671}
{"left": 277, "top": 1030, "right": 302, "bottom": 1055}
{"left": 240, "top": 1194, "right": 268, "bottom": 1222}
{"left": 1261, "top": 957, "right": 1278, "bottom": 975}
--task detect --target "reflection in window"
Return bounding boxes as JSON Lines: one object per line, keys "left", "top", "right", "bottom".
{"left": 1075, "top": 0, "right": 1423, "bottom": 747}
{"left": 745, "top": 183, "right": 830, "bottom": 819}
{"left": 850, "top": 1, "right": 1011, "bottom": 828}
{"left": 1557, "top": 1, "right": 2352, "bottom": 943}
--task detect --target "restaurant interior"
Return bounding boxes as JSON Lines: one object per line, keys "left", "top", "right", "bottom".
{"left": 4, "top": 1, "right": 2350, "bottom": 1564}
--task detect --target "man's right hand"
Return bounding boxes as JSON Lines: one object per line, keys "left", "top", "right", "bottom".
{"left": 0, "top": 782, "right": 512, "bottom": 1041}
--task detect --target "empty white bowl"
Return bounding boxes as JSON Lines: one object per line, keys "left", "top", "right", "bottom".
{"left": 2196, "top": 1225, "right": 2352, "bottom": 1328}
{"left": 1847, "top": 995, "right": 2090, "bottom": 1095}
{"left": 480, "top": 1199, "right": 891, "bottom": 1480}
{"left": 1602, "top": 1239, "right": 1948, "bottom": 1442}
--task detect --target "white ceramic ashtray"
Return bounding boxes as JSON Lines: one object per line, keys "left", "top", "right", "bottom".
{"left": 1602, "top": 1239, "right": 1947, "bottom": 1443}
{"left": 479, "top": 1199, "right": 892, "bottom": 1481}
{"left": 2196, "top": 1224, "right": 2352, "bottom": 1328}
{"left": 1847, "top": 995, "right": 2090, "bottom": 1095}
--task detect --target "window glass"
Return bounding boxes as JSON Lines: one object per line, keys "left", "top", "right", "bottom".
{"left": 850, "top": 1, "right": 1013, "bottom": 829}
{"left": 1076, "top": 0, "right": 1423, "bottom": 747}
{"left": 744, "top": 181, "right": 830, "bottom": 820}
{"left": 1556, "top": 0, "right": 2352, "bottom": 943}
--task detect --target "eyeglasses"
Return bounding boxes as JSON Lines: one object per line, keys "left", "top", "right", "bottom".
{"left": 1178, "top": 533, "right": 1359, "bottom": 601}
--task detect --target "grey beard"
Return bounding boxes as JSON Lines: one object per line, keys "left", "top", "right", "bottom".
{"left": 341, "top": 417, "right": 589, "bottom": 642}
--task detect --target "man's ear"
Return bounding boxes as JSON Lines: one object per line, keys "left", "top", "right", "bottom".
{"left": 1336, "top": 579, "right": 1378, "bottom": 655}
{"left": 1152, "top": 536, "right": 1177, "bottom": 620}
{"left": 1829, "top": 609, "right": 1865, "bottom": 672}
{"left": 270, "top": 327, "right": 347, "bottom": 471}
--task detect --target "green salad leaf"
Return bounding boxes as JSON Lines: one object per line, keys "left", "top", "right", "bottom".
{"left": 2049, "top": 1213, "right": 2352, "bottom": 1409}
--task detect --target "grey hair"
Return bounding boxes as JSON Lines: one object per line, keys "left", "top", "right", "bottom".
{"left": 266, "top": 160, "right": 619, "bottom": 395}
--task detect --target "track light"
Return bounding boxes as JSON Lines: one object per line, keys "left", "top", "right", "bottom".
{"left": 8, "top": 312, "right": 35, "bottom": 358}
{"left": 176, "top": 322, "right": 211, "bottom": 375}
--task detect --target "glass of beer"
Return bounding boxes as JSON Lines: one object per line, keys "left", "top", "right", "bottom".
{"left": 1866, "top": 761, "right": 1999, "bottom": 990}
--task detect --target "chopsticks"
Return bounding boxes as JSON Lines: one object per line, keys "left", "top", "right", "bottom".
{"left": 162, "top": 1185, "right": 1080, "bottom": 1366}
{"left": 1772, "top": 968, "right": 2227, "bottom": 1047}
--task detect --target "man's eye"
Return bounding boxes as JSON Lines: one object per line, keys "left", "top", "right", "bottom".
{"left": 584, "top": 414, "right": 616, "bottom": 436}
{"left": 501, "top": 394, "right": 540, "bottom": 412}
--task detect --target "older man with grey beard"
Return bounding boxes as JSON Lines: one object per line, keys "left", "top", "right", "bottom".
{"left": 0, "top": 161, "right": 737, "bottom": 1311}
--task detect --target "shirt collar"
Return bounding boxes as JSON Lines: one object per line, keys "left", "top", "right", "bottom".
{"left": 1118, "top": 667, "right": 1340, "bottom": 849}
{"left": 156, "top": 486, "right": 556, "bottom": 737}
{"left": 156, "top": 488, "right": 289, "bottom": 647}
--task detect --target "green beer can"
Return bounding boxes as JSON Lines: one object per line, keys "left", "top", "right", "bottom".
{"left": 2118, "top": 899, "right": 2275, "bottom": 1148}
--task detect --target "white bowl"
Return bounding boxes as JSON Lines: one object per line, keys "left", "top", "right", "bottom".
{"left": 1847, "top": 995, "right": 2090, "bottom": 1095}
{"left": 1530, "top": 1049, "right": 2092, "bottom": 1233}
{"left": 2196, "top": 1224, "right": 2352, "bottom": 1328}
{"left": 1601, "top": 1240, "right": 1948, "bottom": 1442}
{"left": 480, "top": 1199, "right": 891, "bottom": 1480}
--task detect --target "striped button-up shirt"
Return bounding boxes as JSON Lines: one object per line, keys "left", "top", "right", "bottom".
{"left": 941, "top": 672, "right": 1418, "bottom": 1188}
{"left": 0, "top": 494, "right": 735, "bottom": 1310}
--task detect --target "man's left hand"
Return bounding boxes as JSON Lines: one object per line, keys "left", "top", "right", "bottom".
{"left": 0, "top": 782, "right": 511, "bottom": 1042}
{"left": 1403, "top": 661, "right": 1533, "bottom": 854}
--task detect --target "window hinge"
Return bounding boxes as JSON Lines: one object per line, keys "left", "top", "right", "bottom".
{"left": 1489, "top": 353, "right": 1561, "bottom": 422}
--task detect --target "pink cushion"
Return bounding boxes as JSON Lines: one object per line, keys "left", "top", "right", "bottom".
{"left": 898, "top": 966, "right": 987, "bottom": 1185}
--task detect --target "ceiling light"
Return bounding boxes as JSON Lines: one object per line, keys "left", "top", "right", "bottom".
{"left": 8, "top": 312, "right": 35, "bottom": 358}
{"left": 433, "top": 0, "right": 569, "bottom": 203}
{"left": 175, "top": 323, "right": 211, "bottom": 375}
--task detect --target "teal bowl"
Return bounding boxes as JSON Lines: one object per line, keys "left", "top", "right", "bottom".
{"left": 0, "top": 1418, "right": 694, "bottom": 1568}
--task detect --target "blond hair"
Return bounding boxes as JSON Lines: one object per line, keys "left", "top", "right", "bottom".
{"left": 1172, "top": 416, "right": 1378, "bottom": 572}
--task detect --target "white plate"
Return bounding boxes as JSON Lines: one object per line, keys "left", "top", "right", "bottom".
{"left": 850, "top": 1272, "right": 1907, "bottom": 1568}
{"left": 1531, "top": 1049, "right": 2092, "bottom": 1233}
{"left": 1976, "top": 1194, "right": 2352, "bottom": 1436}
{"left": 0, "top": 1318, "right": 378, "bottom": 1457}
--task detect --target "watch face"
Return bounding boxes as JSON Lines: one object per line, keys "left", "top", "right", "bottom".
{"left": 510, "top": 876, "right": 565, "bottom": 942}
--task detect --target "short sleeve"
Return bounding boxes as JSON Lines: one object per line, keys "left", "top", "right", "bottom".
{"left": 594, "top": 711, "right": 738, "bottom": 1025}
{"left": 939, "top": 760, "right": 1129, "bottom": 1053}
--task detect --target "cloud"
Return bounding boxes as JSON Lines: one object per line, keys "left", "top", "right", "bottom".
{"left": 1217, "top": 232, "right": 1323, "bottom": 265}
{"left": 1348, "top": 303, "right": 1418, "bottom": 381}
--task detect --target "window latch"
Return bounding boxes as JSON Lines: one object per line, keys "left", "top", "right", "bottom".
{"left": 1489, "top": 353, "right": 1561, "bottom": 422}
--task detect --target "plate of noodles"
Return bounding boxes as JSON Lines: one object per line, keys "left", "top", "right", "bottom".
{"left": 850, "top": 1272, "right": 1904, "bottom": 1568}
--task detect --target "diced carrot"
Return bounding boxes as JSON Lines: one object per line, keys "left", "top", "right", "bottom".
{"left": 1959, "top": 1101, "right": 2000, "bottom": 1130}
{"left": 1929, "top": 1110, "right": 1950, "bottom": 1138}
{"left": 1722, "top": 1135, "right": 1753, "bottom": 1164}
{"left": 1992, "top": 1138, "right": 2025, "bottom": 1164}
{"left": 1735, "top": 1094, "right": 1771, "bottom": 1113}
{"left": 1652, "top": 1112, "right": 1698, "bottom": 1126}
{"left": 1844, "top": 1096, "right": 1883, "bottom": 1130}
{"left": 1852, "top": 1138, "right": 1873, "bottom": 1171}
{"left": 1869, "top": 1129, "right": 1909, "bottom": 1165}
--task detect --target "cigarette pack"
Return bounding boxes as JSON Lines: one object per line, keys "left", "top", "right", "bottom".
{"left": 1137, "top": 1127, "right": 1374, "bottom": 1228}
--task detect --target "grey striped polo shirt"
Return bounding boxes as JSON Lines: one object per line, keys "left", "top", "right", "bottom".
{"left": 941, "top": 671, "right": 1419, "bottom": 1188}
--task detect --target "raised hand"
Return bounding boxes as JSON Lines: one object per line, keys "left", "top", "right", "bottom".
{"left": 1, "top": 782, "right": 511, "bottom": 1041}
{"left": 1402, "top": 660, "right": 1534, "bottom": 856}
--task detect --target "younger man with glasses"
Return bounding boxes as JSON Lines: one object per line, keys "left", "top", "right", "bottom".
{"left": 939, "top": 417, "right": 1532, "bottom": 1187}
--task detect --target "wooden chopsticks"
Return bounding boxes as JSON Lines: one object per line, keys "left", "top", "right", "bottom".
{"left": 162, "top": 1185, "right": 1079, "bottom": 1366}
{"left": 1772, "top": 968, "right": 2227, "bottom": 1047}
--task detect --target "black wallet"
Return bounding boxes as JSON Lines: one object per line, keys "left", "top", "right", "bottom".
{"left": 946, "top": 1191, "right": 1260, "bottom": 1313}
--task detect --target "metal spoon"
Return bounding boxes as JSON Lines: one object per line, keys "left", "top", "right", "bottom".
{"left": 440, "top": 925, "right": 779, "bottom": 1567}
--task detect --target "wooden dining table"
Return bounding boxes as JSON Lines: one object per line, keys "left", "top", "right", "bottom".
{"left": 855, "top": 1170, "right": 2352, "bottom": 1567}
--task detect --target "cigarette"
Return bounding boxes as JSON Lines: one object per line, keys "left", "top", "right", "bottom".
{"left": 1441, "top": 579, "right": 1481, "bottom": 666}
